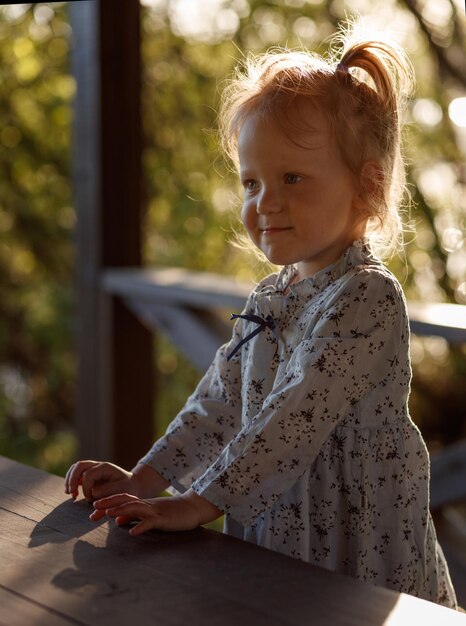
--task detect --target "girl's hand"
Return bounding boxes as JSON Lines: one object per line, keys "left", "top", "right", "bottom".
{"left": 65, "top": 461, "right": 136, "bottom": 501}
{"left": 65, "top": 461, "right": 171, "bottom": 502}
{"left": 91, "top": 493, "right": 200, "bottom": 534}
{"left": 91, "top": 490, "right": 222, "bottom": 535}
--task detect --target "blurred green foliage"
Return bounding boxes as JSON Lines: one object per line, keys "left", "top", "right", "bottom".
{"left": 0, "top": 2, "right": 75, "bottom": 474}
{"left": 0, "top": 1, "right": 465, "bottom": 476}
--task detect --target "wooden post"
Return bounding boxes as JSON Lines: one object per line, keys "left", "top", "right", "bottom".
{"left": 70, "top": 0, "right": 154, "bottom": 468}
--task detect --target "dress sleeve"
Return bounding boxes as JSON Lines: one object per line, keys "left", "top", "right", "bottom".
{"left": 191, "top": 269, "right": 409, "bottom": 526}
{"left": 137, "top": 304, "right": 248, "bottom": 493}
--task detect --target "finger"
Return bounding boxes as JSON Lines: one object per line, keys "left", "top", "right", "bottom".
{"left": 115, "top": 515, "right": 133, "bottom": 526}
{"left": 64, "top": 466, "right": 72, "bottom": 491}
{"left": 90, "top": 494, "right": 138, "bottom": 521}
{"left": 64, "top": 463, "right": 79, "bottom": 494}
{"left": 65, "top": 461, "right": 98, "bottom": 496}
{"left": 129, "top": 517, "right": 161, "bottom": 536}
{"left": 64, "top": 463, "right": 77, "bottom": 490}
{"left": 65, "top": 460, "right": 94, "bottom": 493}
{"left": 65, "top": 474, "right": 79, "bottom": 499}
{"left": 104, "top": 501, "right": 152, "bottom": 521}
{"left": 93, "top": 493, "right": 139, "bottom": 510}
{"left": 89, "top": 508, "right": 107, "bottom": 522}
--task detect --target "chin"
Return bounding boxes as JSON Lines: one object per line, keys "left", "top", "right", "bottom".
{"left": 263, "top": 253, "right": 296, "bottom": 266}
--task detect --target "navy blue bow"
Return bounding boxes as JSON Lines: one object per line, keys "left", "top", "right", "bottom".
{"left": 227, "top": 313, "right": 279, "bottom": 361}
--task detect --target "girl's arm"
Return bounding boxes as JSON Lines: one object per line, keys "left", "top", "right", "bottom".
{"left": 131, "top": 463, "right": 171, "bottom": 497}
{"left": 68, "top": 292, "right": 254, "bottom": 513}
{"left": 135, "top": 307, "right": 250, "bottom": 492}
{"left": 68, "top": 292, "right": 252, "bottom": 503}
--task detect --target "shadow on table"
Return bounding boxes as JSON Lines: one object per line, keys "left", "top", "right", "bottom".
{"left": 28, "top": 497, "right": 106, "bottom": 546}
{"left": 28, "top": 498, "right": 143, "bottom": 600}
{"left": 27, "top": 500, "right": 405, "bottom": 626}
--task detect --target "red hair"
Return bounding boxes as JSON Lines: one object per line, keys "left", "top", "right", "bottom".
{"left": 219, "top": 24, "right": 415, "bottom": 255}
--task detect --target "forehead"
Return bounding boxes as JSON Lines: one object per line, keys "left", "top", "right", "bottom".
{"left": 237, "top": 104, "right": 331, "bottom": 165}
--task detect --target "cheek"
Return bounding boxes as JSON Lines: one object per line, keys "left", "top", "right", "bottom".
{"left": 241, "top": 202, "right": 255, "bottom": 231}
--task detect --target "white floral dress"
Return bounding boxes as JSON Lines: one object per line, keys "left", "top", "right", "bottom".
{"left": 139, "top": 240, "right": 457, "bottom": 608}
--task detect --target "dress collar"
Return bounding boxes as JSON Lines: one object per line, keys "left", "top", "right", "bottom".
{"left": 272, "top": 238, "right": 379, "bottom": 295}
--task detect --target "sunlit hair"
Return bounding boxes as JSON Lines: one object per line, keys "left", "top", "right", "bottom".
{"left": 219, "top": 21, "right": 415, "bottom": 258}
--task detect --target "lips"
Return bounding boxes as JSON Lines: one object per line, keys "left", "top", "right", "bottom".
{"left": 260, "top": 226, "right": 293, "bottom": 233}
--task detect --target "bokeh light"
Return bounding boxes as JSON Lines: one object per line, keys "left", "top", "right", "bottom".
{"left": 449, "top": 97, "right": 466, "bottom": 128}
{"left": 412, "top": 98, "right": 443, "bottom": 128}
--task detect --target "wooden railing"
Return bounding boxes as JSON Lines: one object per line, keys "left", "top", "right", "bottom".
{"left": 102, "top": 266, "right": 466, "bottom": 367}
{"left": 102, "top": 267, "right": 249, "bottom": 371}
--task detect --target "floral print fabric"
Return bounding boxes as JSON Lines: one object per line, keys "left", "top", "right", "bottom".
{"left": 139, "top": 240, "right": 457, "bottom": 608}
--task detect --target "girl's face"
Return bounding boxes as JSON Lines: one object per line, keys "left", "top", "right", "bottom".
{"left": 238, "top": 108, "right": 365, "bottom": 281}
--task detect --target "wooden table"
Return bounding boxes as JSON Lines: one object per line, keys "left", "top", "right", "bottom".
{"left": 0, "top": 456, "right": 464, "bottom": 625}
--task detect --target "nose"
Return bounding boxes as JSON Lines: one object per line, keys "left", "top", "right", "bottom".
{"left": 256, "top": 186, "right": 283, "bottom": 214}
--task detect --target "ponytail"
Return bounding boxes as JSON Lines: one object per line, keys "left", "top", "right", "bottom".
{"left": 336, "top": 37, "right": 414, "bottom": 121}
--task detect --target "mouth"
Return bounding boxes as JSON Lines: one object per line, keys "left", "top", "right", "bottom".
{"left": 260, "top": 227, "right": 293, "bottom": 234}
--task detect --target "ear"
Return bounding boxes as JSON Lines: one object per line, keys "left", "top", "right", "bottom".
{"left": 355, "top": 161, "right": 384, "bottom": 207}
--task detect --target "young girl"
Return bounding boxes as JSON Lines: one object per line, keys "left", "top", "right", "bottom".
{"left": 65, "top": 25, "right": 458, "bottom": 608}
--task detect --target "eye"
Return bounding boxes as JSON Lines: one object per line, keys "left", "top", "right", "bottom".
{"left": 242, "top": 179, "right": 259, "bottom": 192}
{"left": 284, "top": 173, "right": 302, "bottom": 185}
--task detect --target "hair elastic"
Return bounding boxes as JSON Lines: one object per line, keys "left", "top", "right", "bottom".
{"left": 336, "top": 61, "right": 350, "bottom": 73}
